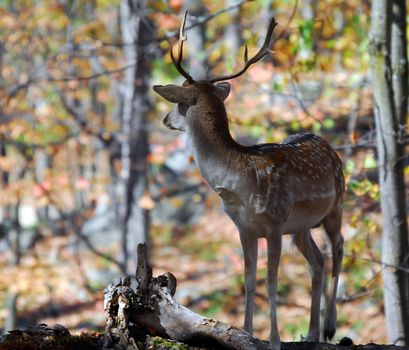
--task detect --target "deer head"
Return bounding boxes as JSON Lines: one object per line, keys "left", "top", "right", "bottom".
{"left": 153, "top": 11, "right": 277, "bottom": 132}
{"left": 154, "top": 81, "right": 231, "bottom": 132}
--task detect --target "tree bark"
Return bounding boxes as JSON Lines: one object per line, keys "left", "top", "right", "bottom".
{"left": 184, "top": 0, "right": 208, "bottom": 80}
{"left": 390, "top": 0, "right": 409, "bottom": 343}
{"left": 369, "top": 0, "right": 409, "bottom": 345}
{"left": 3, "top": 166, "right": 25, "bottom": 333}
{"left": 119, "top": 0, "right": 154, "bottom": 273}
{"left": 223, "top": 0, "right": 243, "bottom": 70}
{"left": 390, "top": 0, "right": 408, "bottom": 127}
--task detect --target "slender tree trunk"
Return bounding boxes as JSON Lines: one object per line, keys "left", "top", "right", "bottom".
{"left": 3, "top": 158, "right": 25, "bottom": 333}
{"left": 391, "top": 1, "right": 408, "bottom": 128}
{"left": 0, "top": 41, "right": 4, "bottom": 79}
{"left": 2, "top": 154, "right": 19, "bottom": 334}
{"left": 0, "top": 41, "right": 18, "bottom": 333}
{"left": 369, "top": 0, "right": 409, "bottom": 345}
{"left": 184, "top": 0, "right": 208, "bottom": 80}
{"left": 390, "top": 0, "right": 409, "bottom": 343}
{"left": 4, "top": 203, "right": 21, "bottom": 333}
{"left": 34, "top": 150, "right": 51, "bottom": 223}
{"left": 224, "top": 0, "right": 243, "bottom": 69}
{"left": 298, "top": 0, "right": 317, "bottom": 61}
{"left": 119, "top": 0, "right": 153, "bottom": 273}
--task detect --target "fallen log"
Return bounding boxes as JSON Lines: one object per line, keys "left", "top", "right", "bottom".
{"left": 102, "top": 243, "right": 409, "bottom": 350}
{"left": 103, "top": 244, "right": 266, "bottom": 350}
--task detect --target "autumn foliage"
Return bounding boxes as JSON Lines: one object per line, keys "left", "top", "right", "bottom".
{"left": 0, "top": 0, "right": 398, "bottom": 346}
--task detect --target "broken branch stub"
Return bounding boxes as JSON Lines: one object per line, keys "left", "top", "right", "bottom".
{"left": 103, "top": 243, "right": 270, "bottom": 350}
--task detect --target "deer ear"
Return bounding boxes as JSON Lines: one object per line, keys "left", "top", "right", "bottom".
{"left": 153, "top": 85, "right": 196, "bottom": 105}
{"left": 215, "top": 82, "right": 231, "bottom": 101}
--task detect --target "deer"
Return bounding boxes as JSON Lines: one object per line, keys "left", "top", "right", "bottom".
{"left": 153, "top": 12, "right": 345, "bottom": 350}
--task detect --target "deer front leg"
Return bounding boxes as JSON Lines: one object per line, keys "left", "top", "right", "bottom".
{"left": 239, "top": 232, "right": 258, "bottom": 335}
{"left": 266, "top": 233, "right": 282, "bottom": 350}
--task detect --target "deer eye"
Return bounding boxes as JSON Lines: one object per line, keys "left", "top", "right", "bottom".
{"left": 178, "top": 103, "right": 189, "bottom": 116}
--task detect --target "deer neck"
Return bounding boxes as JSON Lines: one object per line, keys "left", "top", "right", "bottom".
{"left": 187, "top": 105, "right": 243, "bottom": 188}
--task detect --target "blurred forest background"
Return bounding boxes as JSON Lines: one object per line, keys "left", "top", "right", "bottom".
{"left": 0, "top": 0, "right": 406, "bottom": 345}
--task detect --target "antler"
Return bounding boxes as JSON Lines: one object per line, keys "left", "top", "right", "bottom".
{"left": 208, "top": 17, "right": 278, "bottom": 83}
{"left": 170, "top": 11, "right": 194, "bottom": 82}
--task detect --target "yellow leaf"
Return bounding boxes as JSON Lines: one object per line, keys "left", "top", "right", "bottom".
{"left": 170, "top": 197, "right": 183, "bottom": 209}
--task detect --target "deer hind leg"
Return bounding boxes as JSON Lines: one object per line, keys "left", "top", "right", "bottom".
{"left": 239, "top": 232, "right": 258, "bottom": 335}
{"left": 266, "top": 233, "right": 282, "bottom": 350}
{"left": 294, "top": 230, "right": 324, "bottom": 342}
{"left": 323, "top": 209, "right": 344, "bottom": 341}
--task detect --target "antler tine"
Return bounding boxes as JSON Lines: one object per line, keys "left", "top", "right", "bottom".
{"left": 170, "top": 10, "right": 194, "bottom": 82}
{"left": 209, "top": 17, "right": 278, "bottom": 83}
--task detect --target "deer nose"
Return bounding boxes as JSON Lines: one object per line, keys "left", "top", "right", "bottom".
{"left": 163, "top": 114, "right": 170, "bottom": 127}
{"left": 163, "top": 113, "right": 178, "bottom": 130}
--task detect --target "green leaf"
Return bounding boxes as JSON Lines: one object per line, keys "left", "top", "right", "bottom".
{"left": 323, "top": 118, "right": 335, "bottom": 130}
{"left": 345, "top": 159, "right": 356, "bottom": 173}
{"left": 299, "top": 19, "right": 314, "bottom": 50}
{"left": 250, "top": 125, "right": 262, "bottom": 139}
{"left": 363, "top": 153, "right": 377, "bottom": 169}
{"left": 312, "top": 121, "right": 321, "bottom": 132}
{"left": 273, "top": 80, "right": 283, "bottom": 93}
{"left": 326, "top": 39, "right": 336, "bottom": 49}
{"left": 290, "top": 120, "right": 301, "bottom": 131}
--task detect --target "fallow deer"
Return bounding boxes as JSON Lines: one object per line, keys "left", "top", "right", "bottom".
{"left": 153, "top": 12, "right": 344, "bottom": 350}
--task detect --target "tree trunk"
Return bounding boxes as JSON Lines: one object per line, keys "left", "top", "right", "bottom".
{"left": 3, "top": 166, "right": 25, "bottom": 333}
{"left": 391, "top": 0, "right": 408, "bottom": 127}
{"left": 184, "top": 0, "right": 208, "bottom": 80}
{"left": 369, "top": 0, "right": 409, "bottom": 345}
{"left": 389, "top": 0, "right": 409, "bottom": 343}
{"left": 119, "top": 0, "right": 153, "bottom": 273}
{"left": 4, "top": 214, "right": 20, "bottom": 333}
{"left": 224, "top": 0, "right": 243, "bottom": 71}
{"left": 0, "top": 36, "right": 18, "bottom": 333}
